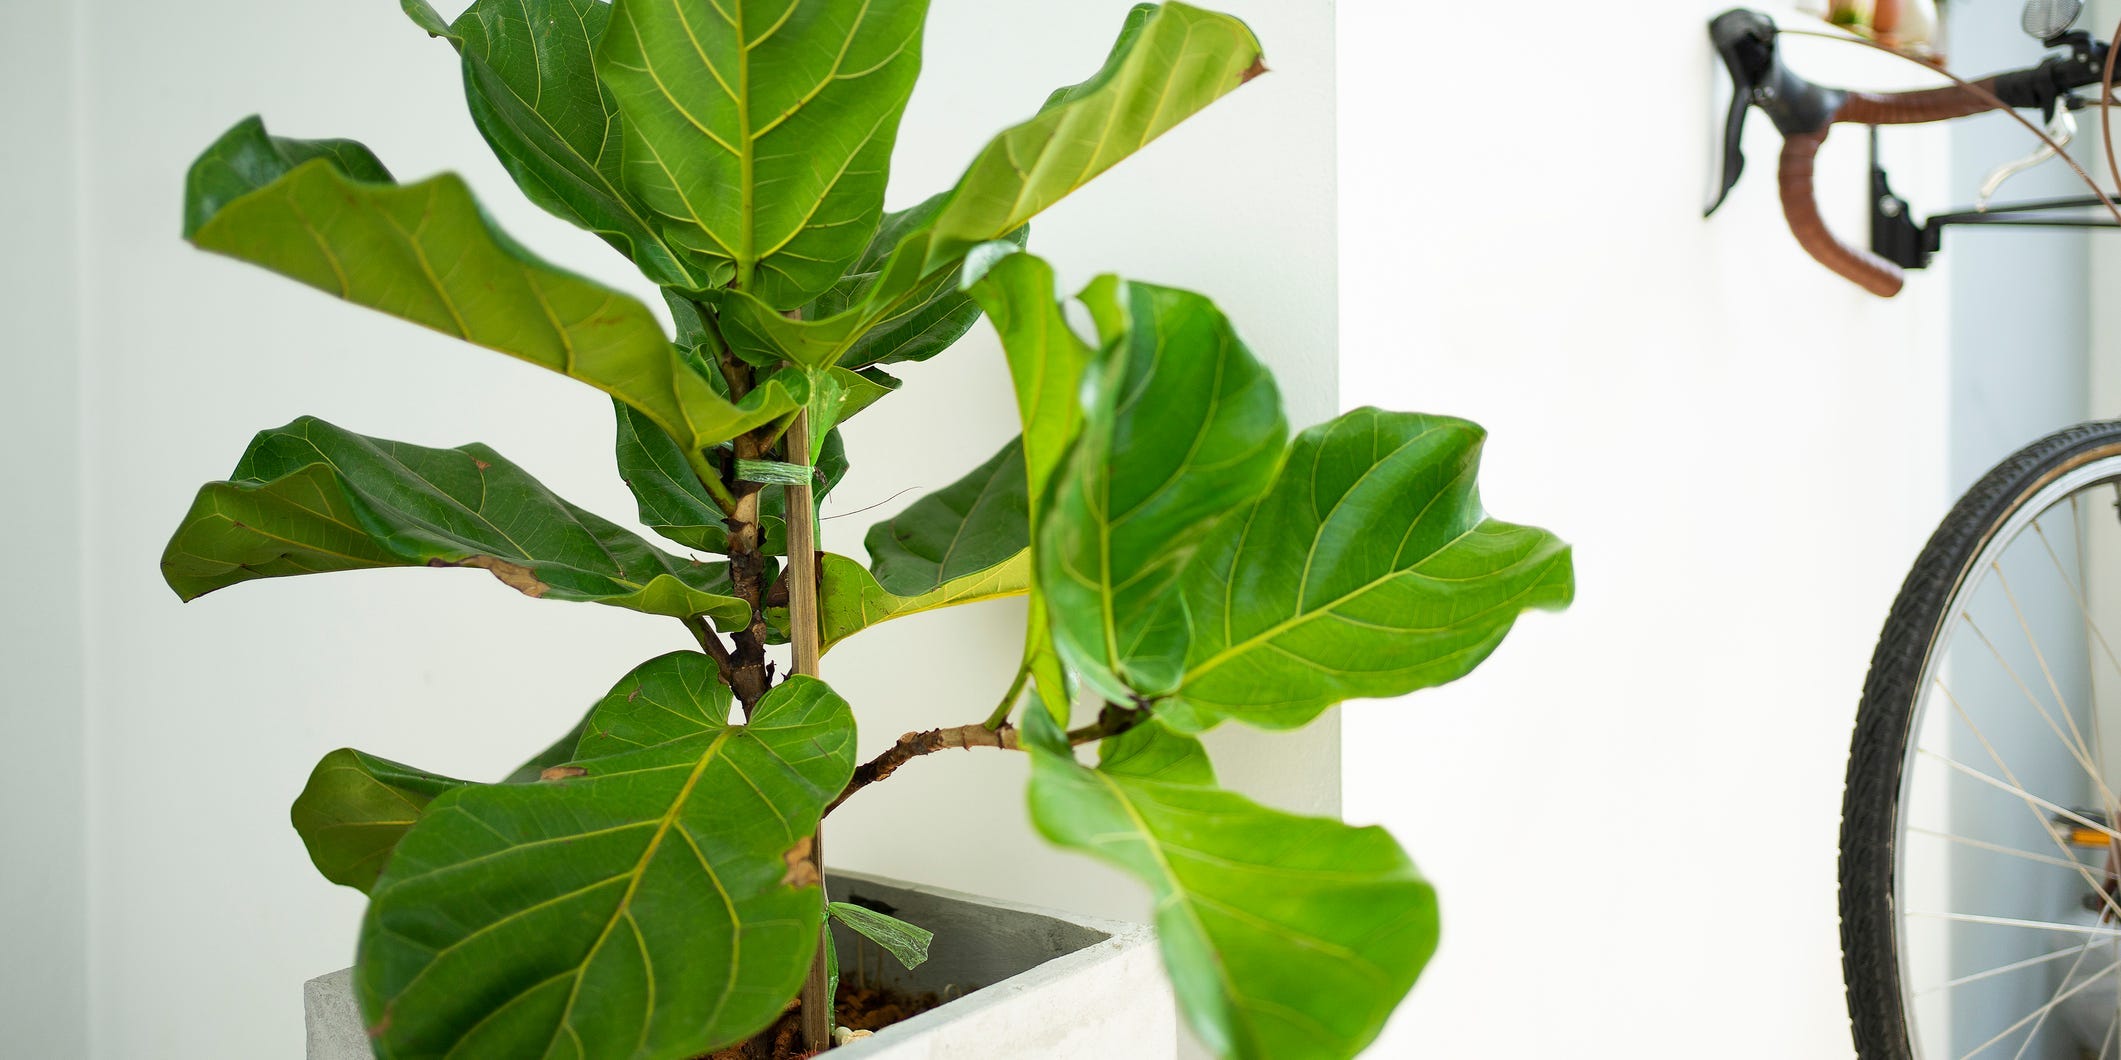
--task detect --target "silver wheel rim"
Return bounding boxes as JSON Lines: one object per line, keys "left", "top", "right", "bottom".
{"left": 1896, "top": 449, "right": 2121, "bottom": 1060}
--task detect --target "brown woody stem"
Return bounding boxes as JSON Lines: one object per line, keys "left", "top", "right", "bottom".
{"left": 722, "top": 467, "right": 772, "bottom": 713}
{"left": 822, "top": 704, "right": 1153, "bottom": 817}
{"left": 692, "top": 299, "right": 752, "bottom": 403}
{"left": 682, "top": 615, "right": 737, "bottom": 689}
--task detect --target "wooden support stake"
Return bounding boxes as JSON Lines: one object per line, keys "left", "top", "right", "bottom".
{"left": 785, "top": 410, "right": 832, "bottom": 1051}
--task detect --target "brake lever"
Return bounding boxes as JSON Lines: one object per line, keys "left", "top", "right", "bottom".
{"left": 1706, "top": 13, "right": 1758, "bottom": 216}
{"left": 1975, "top": 104, "right": 2076, "bottom": 211}
{"left": 1706, "top": 10, "right": 1846, "bottom": 217}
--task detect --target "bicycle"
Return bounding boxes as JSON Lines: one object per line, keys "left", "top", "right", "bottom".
{"left": 1710, "top": 4, "right": 2121, "bottom": 1057}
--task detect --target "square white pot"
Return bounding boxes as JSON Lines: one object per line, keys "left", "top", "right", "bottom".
{"left": 305, "top": 870, "right": 1173, "bottom": 1059}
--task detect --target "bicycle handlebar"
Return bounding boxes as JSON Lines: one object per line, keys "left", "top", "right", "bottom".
{"left": 1780, "top": 86, "right": 1999, "bottom": 296}
{"left": 1709, "top": 8, "right": 2108, "bottom": 296}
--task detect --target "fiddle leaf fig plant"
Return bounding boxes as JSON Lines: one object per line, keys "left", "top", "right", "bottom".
{"left": 164, "top": 1, "right": 1574, "bottom": 1058}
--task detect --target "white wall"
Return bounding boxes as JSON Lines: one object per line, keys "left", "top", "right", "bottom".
{"left": 0, "top": 2, "right": 89, "bottom": 1056}
{"left": 63, "top": 0, "right": 1336, "bottom": 1056}
{"left": 1338, "top": 3, "right": 1959, "bottom": 1056}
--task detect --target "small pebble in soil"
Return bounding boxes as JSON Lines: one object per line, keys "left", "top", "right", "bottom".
{"left": 698, "top": 982, "right": 943, "bottom": 1059}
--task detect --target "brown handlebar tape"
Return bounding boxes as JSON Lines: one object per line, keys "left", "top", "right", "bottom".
{"left": 1777, "top": 129, "right": 1904, "bottom": 297}
{"left": 1773, "top": 80, "right": 1999, "bottom": 298}
{"left": 1838, "top": 79, "right": 2000, "bottom": 126}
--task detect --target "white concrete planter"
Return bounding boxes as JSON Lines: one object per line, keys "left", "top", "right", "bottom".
{"left": 305, "top": 870, "right": 1172, "bottom": 1059}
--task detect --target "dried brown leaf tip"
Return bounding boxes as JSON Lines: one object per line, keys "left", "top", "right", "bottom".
{"left": 780, "top": 836, "right": 819, "bottom": 887}
{"left": 439, "top": 555, "right": 551, "bottom": 598}
{"left": 1241, "top": 55, "right": 1269, "bottom": 83}
{"left": 539, "top": 765, "right": 588, "bottom": 782}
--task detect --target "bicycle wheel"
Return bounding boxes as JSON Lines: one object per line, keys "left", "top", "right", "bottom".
{"left": 1845, "top": 421, "right": 2121, "bottom": 1060}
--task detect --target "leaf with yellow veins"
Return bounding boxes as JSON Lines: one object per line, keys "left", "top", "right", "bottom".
{"left": 818, "top": 551, "right": 1030, "bottom": 653}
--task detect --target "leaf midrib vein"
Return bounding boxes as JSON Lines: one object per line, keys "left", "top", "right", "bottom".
{"left": 544, "top": 729, "right": 739, "bottom": 1052}
{"left": 1089, "top": 769, "right": 1264, "bottom": 1053}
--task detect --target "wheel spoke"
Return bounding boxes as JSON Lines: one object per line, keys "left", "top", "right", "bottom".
{"left": 1908, "top": 826, "right": 2095, "bottom": 876}
{"left": 2005, "top": 934, "right": 2099, "bottom": 1060}
{"left": 1960, "top": 609, "right": 2115, "bottom": 819}
{"left": 1907, "top": 910, "right": 2121, "bottom": 939}
{"left": 1926, "top": 686, "right": 2121, "bottom": 926}
{"left": 1990, "top": 561, "right": 2120, "bottom": 815}
{"left": 1927, "top": 679, "right": 2121, "bottom": 1059}
{"left": 1916, "top": 743, "right": 2121, "bottom": 848}
{"left": 1917, "top": 939, "right": 2107, "bottom": 997}
{"left": 2032, "top": 507, "right": 2121, "bottom": 741}
{"left": 1958, "top": 956, "right": 2120, "bottom": 1060}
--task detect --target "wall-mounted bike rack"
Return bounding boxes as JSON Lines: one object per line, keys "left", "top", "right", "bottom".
{"left": 1870, "top": 129, "right": 2120, "bottom": 273}
{"left": 1709, "top": 5, "right": 2116, "bottom": 294}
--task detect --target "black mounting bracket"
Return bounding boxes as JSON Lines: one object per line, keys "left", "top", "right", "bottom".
{"left": 1871, "top": 157, "right": 1934, "bottom": 270}
{"left": 1867, "top": 127, "right": 2117, "bottom": 272}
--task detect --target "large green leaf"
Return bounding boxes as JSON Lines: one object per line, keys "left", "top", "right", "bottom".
{"left": 502, "top": 709, "right": 598, "bottom": 783}
{"left": 817, "top": 552, "right": 1027, "bottom": 653}
{"left": 1041, "top": 276, "right": 1286, "bottom": 704}
{"left": 615, "top": 399, "right": 848, "bottom": 555}
{"left": 1162, "top": 409, "right": 1575, "bottom": 732}
{"left": 401, "top": 0, "right": 701, "bottom": 288}
{"left": 293, "top": 701, "right": 614, "bottom": 895}
{"left": 1027, "top": 716, "right": 1435, "bottom": 1060}
{"left": 908, "top": 2, "right": 1262, "bottom": 275}
{"left": 357, "top": 658, "right": 856, "bottom": 1058}
{"left": 161, "top": 417, "right": 751, "bottom": 627}
{"left": 968, "top": 252, "right": 1093, "bottom": 511}
{"left": 595, "top": 0, "right": 930, "bottom": 308}
{"left": 836, "top": 365, "right": 904, "bottom": 421}
{"left": 801, "top": 193, "right": 1027, "bottom": 368}
{"left": 864, "top": 437, "right": 1027, "bottom": 597}
{"left": 292, "top": 749, "right": 470, "bottom": 895}
{"left": 183, "top": 116, "right": 794, "bottom": 456}
{"left": 182, "top": 120, "right": 393, "bottom": 232}
{"left": 1090, "top": 717, "right": 1214, "bottom": 786}
{"left": 709, "top": 2, "right": 1262, "bottom": 369}
{"left": 967, "top": 250, "right": 1096, "bottom": 719}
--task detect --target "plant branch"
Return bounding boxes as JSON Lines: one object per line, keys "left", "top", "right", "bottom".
{"left": 722, "top": 475, "right": 773, "bottom": 712}
{"left": 981, "top": 660, "right": 1032, "bottom": 730}
{"left": 1066, "top": 700, "right": 1155, "bottom": 745}
{"left": 689, "top": 298, "right": 752, "bottom": 402}
{"left": 688, "top": 304, "right": 782, "bottom": 714}
{"left": 823, "top": 703, "right": 1154, "bottom": 816}
{"left": 824, "top": 724, "right": 1022, "bottom": 816}
{"left": 684, "top": 448, "right": 743, "bottom": 514}
{"left": 721, "top": 420, "right": 775, "bottom": 711}
{"left": 758, "top": 408, "right": 802, "bottom": 454}
{"left": 682, "top": 615, "right": 738, "bottom": 688}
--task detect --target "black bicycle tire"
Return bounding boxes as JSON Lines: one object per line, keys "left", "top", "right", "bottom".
{"left": 1843, "top": 419, "right": 2121, "bottom": 1060}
